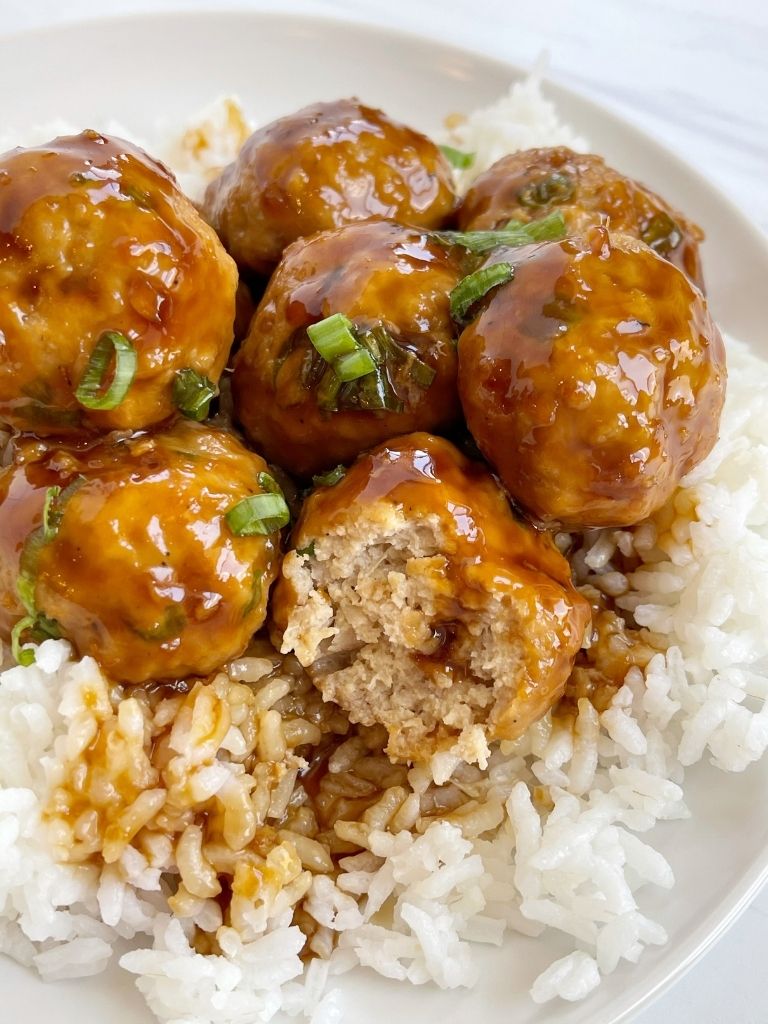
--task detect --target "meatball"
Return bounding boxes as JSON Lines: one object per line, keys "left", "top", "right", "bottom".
{"left": 232, "top": 220, "right": 463, "bottom": 477}
{"left": 457, "top": 146, "right": 704, "bottom": 290}
{"left": 458, "top": 228, "right": 726, "bottom": 529}
{"left": 271, "top": 433, "right": 590, "bottom": 763}
{"left": 202, "top": 99, "right": 457, "bottom": 274}
{"left": 0, "top": 131, "right": 238, "bottom": 435}
{"left": 0, "top": 420, "right": 285, "bottom": 682}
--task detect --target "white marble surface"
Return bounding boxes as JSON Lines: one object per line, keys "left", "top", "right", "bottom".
{"left": 2, "top": 1, "right": 767, "bottom": 1021}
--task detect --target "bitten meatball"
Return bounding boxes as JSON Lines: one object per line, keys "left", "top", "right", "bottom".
{"left": 0, "top": 421, "right": 285, "bottom": 682}
{"left": 232, "top": 220, "right": 463, "bottom": 477}
{"left": 271, "top": 433, "right": 590, "bottom": 763}
{"left": 0, "top": 131, "right": 238, "bottom": 435}
{"left": 202, "top": 99, "right": 457, "bottom": 274}
{"left": 458, "top": 228, "right": 726, "bottom": 529}
{"left": 457, "top": 146, "right": 704, "bottom": 290}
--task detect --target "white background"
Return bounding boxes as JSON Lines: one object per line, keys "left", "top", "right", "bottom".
{"left": 2, "top": 1, "right": 767, "bottom": 1021}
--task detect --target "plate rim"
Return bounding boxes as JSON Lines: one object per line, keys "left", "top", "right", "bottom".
{"left": 0, "top": 9, "right": 766, "bottom": 1024}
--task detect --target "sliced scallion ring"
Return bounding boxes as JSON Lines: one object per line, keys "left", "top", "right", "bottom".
{"left": 75, "top": 331, "right": 137, "bottom": 411}
{"left": 334, "top": 348, "right": 377, "bottom": 382}
{"left": 450, "top": 262, "right": 514, "bottom": 324}
{"left": 173, "top": 368, "right": 218, "bottom": 421}
{"left": 439, "top": 144, "right": 475, "bottom": 170}
{"left": 226, "top": 492, "right": 290, "bottom": 536}
{"left": 312, "top": 465, "right": 346, "bottom": 487}
{"left": 42, "top": 486, "right": 62, "bottom": 542}
{"left": 11, "top": 616, "right": 37, "bottom": 666}
{"left": 307, "top": 313, "right": 359, "bottom": 362}
{"left": 434, "top": 210, "right": 567, "bottom": 255}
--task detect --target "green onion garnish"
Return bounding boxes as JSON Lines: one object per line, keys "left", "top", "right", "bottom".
{"left": 434, "top": 210, "right": 567, "bottom": 255}
{"left": 42, "top": 486, "right": 61, "bottom": 542}
{"left": 11, "top": 613, "right": 62, "bottom": 666}
{"left": 334, "top": 348, "right": 377, "bottom": 382}
{"left": 307, "top": 313, "right": 359, "bottom": 363}
{"left": 296, "top": 540, "right": 316, "bottom": 558}
{"left": 439, "top": 144, "right": 475, "bottom": 170}
{"left": 518, "top": 171, "right": 575, "bottom": 208}
{"left": 226, "top": 492, "right": 290, "bottom": 536}
{"left": 173, "top": 368, "right": 218, "bottom": 421}
{"left": 257, "top": 471, "right": 281, "bottom": 494}
{"left": 11, "top": 616, "right": 37, "bottom": 667}
{"left": 450, "top": 262, "right": 514, "bottom": 324}
{"left": 313, "top": 465, "right": 346, "bottom": 487}
{"left": 75, "top": 331, "right": 137, "bottom": 411}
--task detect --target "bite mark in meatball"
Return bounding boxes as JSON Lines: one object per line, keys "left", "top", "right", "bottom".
{"left": 271, "top": 433, "right": 591, "bottom": 763}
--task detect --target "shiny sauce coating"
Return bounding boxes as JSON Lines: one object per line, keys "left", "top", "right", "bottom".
{"left": 458, "top": 230, "right": 726, "bottom": 528}
{"left": 0, "top": 131, "right": 237, "bottom": 434}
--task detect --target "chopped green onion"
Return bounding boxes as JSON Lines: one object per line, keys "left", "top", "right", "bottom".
{"left": 42, "top": 486, "right": 61, "bottom": 542}
{"left": 354, "top": 362, "right": 404, "bottom": 412}
{"left": 75, "top": 331, "right": 137, "bottom": 411}
{"left": 439, "top": 144, "right": 475, "bottom": 170}
{"left": 257, "top": 471, "right": 281, "bottom": 494}
{"left": 133, "top": 605, "right": 186, "bottom": 642}
{"left": 296, "top": 540, "right": 316, "bottom": 558}
{"left": 434, "top": 211, "right": 567, "bottom": 255}
{"left": 173, "top": 368, "right": 218, "bottom": 421}
{"left": 358, "top": 327, "right": 435, "bottom": 391}
{"left": 11, "top": 616, "right": 37, "bottom": 666}
{"left": 640, "top": 212, "right": 682, "bottom": 257}
{"left": 334, "top": 348, "right": 377, "bottom": 382}
{"left": 450, "top": 262, "right": 514, "bottom": 324}
{"left": 226, "top": 492, "right": 290, "bottom": 536}
{"left": 242, "top": 569, "right": 264, "bottom": 618}
{"left": 312, "top": 465, "right": 346, "bottom": 487}
{"left": 11, "top": 613, "right": 61, "bottom": 666}
{"left": 317, "top": 366, "right": 343, "bottom": 412}
{"left": 307, "top": 313, "right": 359, "bottom": 362}
{"left": 518, "top": 171, "right": 575, "bottom": 208}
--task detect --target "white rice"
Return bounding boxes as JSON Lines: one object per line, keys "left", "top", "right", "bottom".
{"left": 1, "top": 79, "right": 768, "bottom": 1022}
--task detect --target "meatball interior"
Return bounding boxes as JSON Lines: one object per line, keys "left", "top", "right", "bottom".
{"left": 1, "top": 420, "right": 282, "bottom": 683}
{"left": 203, "top": 99, "right": 458, "bottom": 274}
{"left": 0, "top": 131, "right": 238, "bottom": 435}
{"left": 457, "top": 146, "right": 705, "bottom": 290}
{"left": 272, "top": 433, "right": 591, "bottom": 762}
{"left": 233, "top": 220, "right": 463, "bottom": 477}
{"left": 458, "top": 228, "right": 726, "bottom": 529}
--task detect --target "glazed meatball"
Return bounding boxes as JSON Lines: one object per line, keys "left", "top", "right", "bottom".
{"left": 271, "top": 433, "right": 590, "bottom": 763}
{"left": 0, "top": 131, "right": 238, "bottom": 435}
{"left": 457, "top": 146, "right": 704, "bottom": 290}
{"left": 458, "top": 228, "right": 726, "bottom": 529}
{"left": 203, "top": 99, "right": 457, "bottom": 274}
{"left": 232, "top": 220, "right": 463, "bottom": 477}
{"left": 0, "top": 420, "right": 285, "bottom": 682}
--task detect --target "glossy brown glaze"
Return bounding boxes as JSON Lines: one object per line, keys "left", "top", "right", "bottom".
{"left": 0, "top": 421, "right": 282, "bottom": 682}
{"left": 457, "top": 146, "right": 705, "bottom": 290}
{"left": 458, "top": 230, "right": 726, "bottom": 529}
{"left": 273, "top": 433, "right": 591, "bottom": 745}
{"left": 202, "top": 99, "right": 458, "bottom": 274}
{"left": 0, "top": 131, "right": 238, "bottom": 435}
{"left": 233, "top": 221, "right": 463, "bottom": 477}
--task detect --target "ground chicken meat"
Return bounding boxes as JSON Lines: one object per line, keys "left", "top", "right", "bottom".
{"left": 271, "top": 433, "right": 591, "bottom": 763}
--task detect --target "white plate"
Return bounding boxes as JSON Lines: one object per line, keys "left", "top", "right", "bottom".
{"left": 1, "top": 11, "right": 767, "bottom": 1024}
